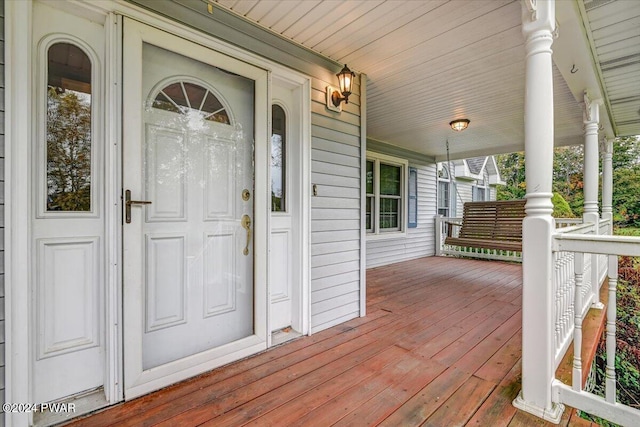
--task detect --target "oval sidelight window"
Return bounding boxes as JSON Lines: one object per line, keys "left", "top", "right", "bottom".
{"left": 46, "top": 42, "right": 93, "bottom": 211}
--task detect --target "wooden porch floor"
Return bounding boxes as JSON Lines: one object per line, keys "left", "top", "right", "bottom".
{"left": 67, "top": 257, "right": 595, "bottom": 427}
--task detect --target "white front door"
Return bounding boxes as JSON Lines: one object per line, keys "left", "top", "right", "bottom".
{"left": 122, "top": 20, "right": 269, "bottom": 399}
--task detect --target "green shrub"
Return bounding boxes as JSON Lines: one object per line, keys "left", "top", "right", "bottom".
{"left": 581, "top": 259, "right": 640, "bottom": 425}
{"left": 551, "top": 192, "right": 574, "bottom": 218}
{"left": 614, "top": 227, "right": 640, "bottom": 237}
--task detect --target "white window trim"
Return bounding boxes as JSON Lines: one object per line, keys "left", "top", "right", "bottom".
{"left": 366, "top": 151, "right": 408, "bottom": 240}
{"left": 438, "top": 180, "right": 450, "bottom": 217}
{"left": 437, "top": 164, "right": 454, "bottom": 217}
{"left": 472, "top": 181, "right": 489, "bottom": 202}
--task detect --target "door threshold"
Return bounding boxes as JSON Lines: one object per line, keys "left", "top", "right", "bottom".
{"left": 33, "top": 387, "right": 109, "bottom": 427}
{"left": 271, "top": 327, "right": 302, "bottom": 347}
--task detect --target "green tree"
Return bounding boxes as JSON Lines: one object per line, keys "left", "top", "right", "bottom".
{"left": 612, "top": 136, "right": 640, "bottom": 170}
{"left": 611, "top": 136, "right": 640, "bottom": 227}
{"left": 613, "top": 165, "right": 640, "bottom": 227}
{"left": 553, "top": 145, "right": 584, "bottom": 216}
{"left": 46, "top": 87, "right": 92, "bottom": 211}
{"left": 497, "top": 136, "right": 640, "bottom": 223}
{"left": 496, "top": 152, "right": 526, "bottom": 200}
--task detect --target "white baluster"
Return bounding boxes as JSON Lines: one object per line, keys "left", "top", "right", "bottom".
{"left": 554, "top": 252, "right": 561, "bottom": 348}
{"left": 601, "top": 139, "right": 613, "bottom": 235}
{"left": 606, "top": 255, "right": 618, "bottom": 402}
{"left": 573, "top": 252, "right": 584, "bottom": 391}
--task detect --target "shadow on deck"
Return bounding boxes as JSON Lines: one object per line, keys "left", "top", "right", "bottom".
{"left": 66, "top": 257, "right": 597, "bottom": 426}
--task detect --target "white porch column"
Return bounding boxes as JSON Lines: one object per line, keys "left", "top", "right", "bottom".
{"left": 583, "top": 96, "right": 600, "bottom": 218}
{"left": 582, "top": 96, "right": 603, "bottom": 307}
{"left": 601, "top": 138, "right": 614, "bottom": 234}
{"left": 513, "top": 0, "right": 564, "bottom": 423}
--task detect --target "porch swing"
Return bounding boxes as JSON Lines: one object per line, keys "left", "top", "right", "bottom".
{"left": 444, "top": 199, "right": 526, "bottom": 252}
{"left": 441, "top": 138, "right": 526, "bottom": 253}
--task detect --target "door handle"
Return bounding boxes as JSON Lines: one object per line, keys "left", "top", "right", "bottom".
{"left": 125, "top": 189, "right": 152, "bottom": 224}
{"left": 241, "top": 214, "right": 252, "bottom": 256}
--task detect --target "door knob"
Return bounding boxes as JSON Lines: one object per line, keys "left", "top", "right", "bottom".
{"left": 241, "top": 214, "right": 252, "bottom": 256}
{"left": 125, "top": 189, "right": 152, "bottom": 224}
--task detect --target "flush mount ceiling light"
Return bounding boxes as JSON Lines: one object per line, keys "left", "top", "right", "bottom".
{"left": 450, "top": 119, "right": 470, "bottom": 132}
{"left": 326, "top": 64, "right": 355, "bottom": 113}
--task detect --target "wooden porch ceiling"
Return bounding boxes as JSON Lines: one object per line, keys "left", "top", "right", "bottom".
{"left": 66, "top": 257, "right": 594, "bottom": 426}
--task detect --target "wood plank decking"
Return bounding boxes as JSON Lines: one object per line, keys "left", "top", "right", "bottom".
{"left": 66, "top": 257, "right": 596, "bottom": 426}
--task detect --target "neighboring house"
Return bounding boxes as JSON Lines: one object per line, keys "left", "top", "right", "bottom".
{"left": 4, "top": 1, "right": 640, "bottom": 426}
{"left": 436, "top": 156, "right": 505, "bottom": 219}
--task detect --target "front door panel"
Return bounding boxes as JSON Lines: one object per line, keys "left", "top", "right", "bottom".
{"left": 123, "top": 20, "right": 268, "bottom": 398}
{"left": 31, "top": 2, "right": 106, "bottom": 404}
{"left": 139, "top": 44, "right": 254, "bottom": 370}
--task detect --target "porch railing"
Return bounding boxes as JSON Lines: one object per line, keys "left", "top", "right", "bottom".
{"left": 552, "top": 222, "right": 596, "bottom": 364}
{"left": 550, "top": 225, "right": 640, "bottom": 425}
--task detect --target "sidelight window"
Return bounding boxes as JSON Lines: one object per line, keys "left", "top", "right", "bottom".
{"left": 271, "top": 105, "right": 286, "bottom": 212}
{"left": 46, "top": 42, "right": 93, "bottom": 211}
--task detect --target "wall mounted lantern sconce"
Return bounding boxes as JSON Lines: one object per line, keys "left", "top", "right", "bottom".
{"left": 449, "top": 119, "right": 470, "bottom": 132}
{"left": 326, "top": 64, "right": 355, "bottom": 113}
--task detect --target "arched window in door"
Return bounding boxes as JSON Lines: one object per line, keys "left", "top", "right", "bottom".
{"left": 271, "top": 104, "right": 286, "bottom": 212}
{"left": 46, "top": 42, "right": 93, "bottom": 211}
{"left": 151, "top": 80, "right": 231, "bottom": 124}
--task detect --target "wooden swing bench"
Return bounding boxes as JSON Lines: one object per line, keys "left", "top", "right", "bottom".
{"left": 444, "top": 199, "right": 526, "bottom": 252}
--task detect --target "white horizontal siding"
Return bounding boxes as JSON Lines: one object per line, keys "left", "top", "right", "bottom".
{"left": 312, "top": 270, "right": 360, "bottom": 292}
{"left": 310, "top": 75, "right": 362, "bottom": 334}
{"left": 311, "top": 301, "right": 361, "bottom": 332}
{"left": 455, "top": 181, "right": 473, "bottom": 216}
{"left": 366, "top": 160, "right": 437, "bottom": 268}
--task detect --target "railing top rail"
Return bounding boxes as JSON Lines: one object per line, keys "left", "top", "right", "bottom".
{"left": 552, "top": 233, "right": 640, "bottom": 256}
{"left": 599, "top": 218, "right": 611, "bottom": 225}
{"left": 554, "top": 222, "right": 595, "bottom": 235}
{"left": 437, "top": 216, "right": 463, "bottom": 222}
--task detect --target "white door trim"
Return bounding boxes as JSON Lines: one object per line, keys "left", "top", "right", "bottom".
{"left": 359, "top": 74, "right": 368, "bottom": 317}
{"left": 104, "top": 11, "right": 124, "bottom": 404}
{"left": 6, "top": 1, "right": 34, "bottom": 425}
